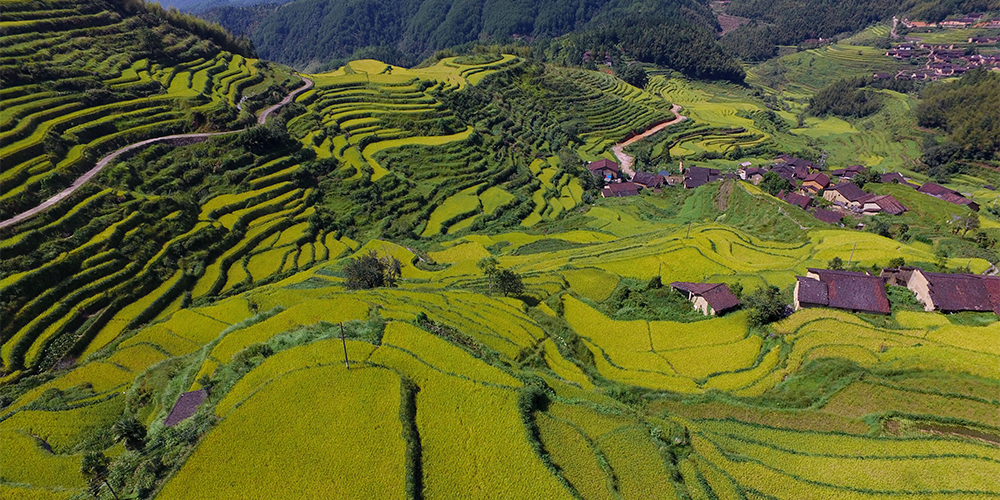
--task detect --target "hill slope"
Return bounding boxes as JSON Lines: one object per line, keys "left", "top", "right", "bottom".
{"left": 215, "top": 0, "right": 722, "bottom": 70}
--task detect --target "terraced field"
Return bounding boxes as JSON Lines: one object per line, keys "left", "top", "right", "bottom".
{"left": 3, "top": 2, "right": 999, "bottom": 498}
{"left": 5, "top": 219, "right": 995, "bottom": 498}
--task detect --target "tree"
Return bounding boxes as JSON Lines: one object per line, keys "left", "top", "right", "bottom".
{"left": 760, "top": 171, "right": 793, "bottom": 196}
{"left": 960, "top": 212, "right": 980, "bottom": 237}
{"left": 344, "top": 250, "right": 402, "bottom": 290}
{"left": 828, "top": 256, "right": 844, "bottom": 270}
{"left": 81, "top": 452, "right": 118, "bottom": 499}
{"left": 744, "top": 285, "right": 787, "bottom": 327}
{"left": 615, "top": 63, "right": 648, "bottom": 89}
{"left": 478, "top": 257, "right": 524, "bottom": 297}
{"left": 111, "top": 416, "right": 147, "bottom": 451}
{"left": 852, "top": 169, "right": 880, "bottom": 189}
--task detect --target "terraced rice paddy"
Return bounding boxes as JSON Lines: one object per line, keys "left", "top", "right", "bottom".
{"left": 3, "top": 3, "right": 999, "bottom": 497}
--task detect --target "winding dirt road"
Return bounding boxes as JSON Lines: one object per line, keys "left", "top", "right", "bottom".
{"left": 0, "top": 76, "right": 314, "bottom": 230}
{"left": 611, "top": 103, "right": 686, "bottom": 178}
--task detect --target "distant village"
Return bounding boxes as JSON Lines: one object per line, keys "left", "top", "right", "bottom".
{"left": 588, "top": 153, "right": 983, "bottom": 227}
{"left": 882, "top": 14, "right": 1000, "bottom": 80}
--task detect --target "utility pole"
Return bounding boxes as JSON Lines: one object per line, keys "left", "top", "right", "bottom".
{"left": 847, "top": 242, "right": 857, "bottom": 267}
{"left": 339, "top": 322, "right": 350, "bottom": 370}
{"left": 686, "top": 221, "right": 692, "bottom": 239}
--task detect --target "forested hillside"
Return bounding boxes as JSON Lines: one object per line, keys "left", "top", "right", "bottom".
{"left": 720, "top": 0, "right": 1000, "bottom": 61}
{"left": 213, "top": 0, "right": 734, "bottom": 76}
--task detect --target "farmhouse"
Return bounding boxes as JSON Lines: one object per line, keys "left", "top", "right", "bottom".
{"left": 631, "top": 171, "right": 665, "bottom": 189}
{"left": 165, "top": 389, "right": 208, "bottom": 427}
{"left": 880, "top": 266, "right": 920, "bottom": 286}
{"left": 862, "top": 194, "right": 907, "bottom": 215}
{"left": 588, "top": 159, "right": 620, "bottom": 182}
{"left": 917, "top": 182, "right": 980, "bottom": 211}
{"left": 601, "top": 182, "right": 640, "bottom": 197}
{"left": 813, "top": 208, "right": 843, "bottom": 225}
{"left": 794, "top": 269, "right": 891, "bottom": 315}
{"left": 830, "top": 164, "right": 867, "bottom": 180}
{"left": 684, "top": 166, "right": 720, "bottom": 189}
{"left": 670, "top": 282, "right": 740, "bottom": 316}
{"left": 906, "top": 269, "right": 1000, "bottom": 316}
{"left": 880, "top": 172, "right": 918, "bottom": 187}
{"left": 738, "top": 166, "right": 766, "bottom": 185}
{"left": 780, "top": 190, "right": 812, "bottom": 210}
{"left": 801, "top": 172, "right": 830, "bottom": 193}
{"left": 823, "top": 182, "right": 869, "bottom": 209}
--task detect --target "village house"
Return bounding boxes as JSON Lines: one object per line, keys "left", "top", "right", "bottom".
{"left": 969, "top": 36, "right": 1000, "bottom": 44}
{"left": 801, "top": 172, "right": 830, "bottom": 194}
{"left": 880, "top": 172, "right": 918, "bottom": 188}
{"left": 670, "top": 282, "right": 740, "bottom": 316}
{"left": 738, "top": 166, "right": 766, "bottom": 185}
{"left": 601, "top": 182, "right": 640, "bottom": 198}
{"left": 588, "top": 159, "right": 620, "bottom": 182}
{"left": 813, "top": 208, "right": 843, "bottom": 225}
{"left": 862, "top": 194, "right": 907, "bottom": 215}
{"left": 684, "top": 166, "right": 720, "bottom": 189}
{"left": 906, "top": 269, "right": 1000, "bottom": 317}
{"left": 780, "top": 190, "right": 812, "bottom": 210}
{"left": 631, "top": 171, "right": 665, "bottom": 189}
{"left": 830, "top": 164, "right": 867, "bottom": 181}
{"left": 794, "top": 269, "right": 891, "bottom": 315}
{"left": 917, "top": 182, "right": 980, "bottom": 211}
{"left": 880, "top": 266, "right": 920, "bottom": 286}
{"left": 823, "top": 182, "right": 870, "bottom": 209}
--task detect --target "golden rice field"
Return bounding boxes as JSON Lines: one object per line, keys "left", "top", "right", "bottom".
{"left": 3, "top": 11, "right": 999, "bottom": 496}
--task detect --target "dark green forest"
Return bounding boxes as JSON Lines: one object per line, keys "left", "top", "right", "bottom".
{"left": 917, "top": 69, "right": 1000, "bottom": 162}
{"left": 202, "top": 0, "right": 739, "bottom": 77}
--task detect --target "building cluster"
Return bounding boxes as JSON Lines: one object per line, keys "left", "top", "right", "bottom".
{"left": 901, "top": 14, "right": 1000, "bottom": 29}
{"left": 588, "top": 159, "right": 669, "bottom": 198}
{"left": 881, "top": 41, "right": 1000, "bottom": 80}
{"left": 590, "top": 154, "right": 981, "bottom": 220}
{"left": 795, "top": 267, "right": 1000, "bottom": 318}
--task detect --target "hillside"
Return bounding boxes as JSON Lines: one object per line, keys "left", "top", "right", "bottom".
{"left": 2, "top": 0, "right": 1000, "bottom": 499}
{"left": 210, "top": 0, "right": 729, "bottom": 72}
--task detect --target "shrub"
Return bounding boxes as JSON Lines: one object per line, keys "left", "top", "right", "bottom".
{"left": 744, "top": 285, "right": 787, "bottom": 327}
{"left": 344, "top": 250, "right": 402, "bottom": 290}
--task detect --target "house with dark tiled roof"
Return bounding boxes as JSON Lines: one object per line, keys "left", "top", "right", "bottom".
{"left": 780, "top": 190, "right": 812, "bottom": 210}
{"left": 794, "top": 269, "right": 891, "bottom": 315}
{"left": 880, "top": 172, "right": 919, "bottom": 188}
{"left": 684, "top": 166, "right": 720, "bottom": 189}
{"left": 830, "top": 165, "right": 868, "bottom": 180}
{"left": 738, "top": 166, "right": 766, "bottom": 185}
{"left": 588, "top": 159, "right": 620, "bottom": 182}
{"left": 165, "top": 389, "right": 208, "bottom": 427}
{"left": 670, "top": 282, "right": 740, "bottom": 316}
{"left": 813, "top": 208, "right": 844, "bottom": 225}
{"left": 862, "top": 194, "right": 907, "bottom": 215}
{"left": 631, "top": 171, "right": 664, "bottom": 189}
{"left": 917, "top": 182, "right": 980, "bottom": 211}
{"left": 906, "top": 269, "right": 1000, "bottom": 317}
{"left": 601, "top": 182, "right": 640, "bottom": 198}
{"left": 823, "top": 183, "right": 870, "bottom": 209}
{"left": 801, "top": 172, "right": 830, "bottom": 194}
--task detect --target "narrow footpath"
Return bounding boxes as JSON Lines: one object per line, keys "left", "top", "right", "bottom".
{"left": 1, "top": 76, "right": 314, "bottom": 230}
{"left": 611, "top": 103, "right": 686, "bottom": 178}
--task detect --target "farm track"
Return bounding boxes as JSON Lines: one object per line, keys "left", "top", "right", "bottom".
{"left": 0, "top": 76, "right": 314, "bottom": 230}
{"left": 611, "top": 103, "right": 686, "bottom": 178}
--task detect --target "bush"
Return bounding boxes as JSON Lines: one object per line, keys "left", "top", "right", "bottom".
{"left": 744, "top": 285, "right": 787, "bottom": 327}
{"left": 344, "top": 251, "right": 402, "bottom": 290}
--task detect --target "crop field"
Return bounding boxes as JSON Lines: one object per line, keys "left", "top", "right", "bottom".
{"left": 4, "top": 2, "right": 1000, "bottom": 497}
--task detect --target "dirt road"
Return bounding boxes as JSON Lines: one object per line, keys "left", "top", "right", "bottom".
{"left": 1, "top": 76, "right": 314, "bottom": 230}
{"left": 611, "top": 103, "right": 686, "bottom": 178}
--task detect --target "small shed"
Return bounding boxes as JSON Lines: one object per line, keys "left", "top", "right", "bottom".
{"left": 670, "top": 282, "right": 740, "bottom": 316}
